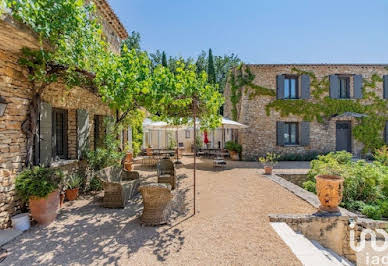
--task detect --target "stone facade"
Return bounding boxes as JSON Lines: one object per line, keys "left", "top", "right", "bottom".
{"left": 224, "top": 64, "right": 388, "bottom": 160}
{"left": 0, "top": 2, "right": 127, "bottom": 228}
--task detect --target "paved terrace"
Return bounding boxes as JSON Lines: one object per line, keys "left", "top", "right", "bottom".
{"left": 2, "top": 157, "right": 315, "bottom": 265}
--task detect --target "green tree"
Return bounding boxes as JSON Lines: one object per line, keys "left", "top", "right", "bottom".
{"left": 121, "top": 31, "right": 141, "bottom": 51}
{"left": 162, "top": 51, "right": 168, "bottom": 67}
{"left": 207, "top": 49, "right": 216, "bottom": 84}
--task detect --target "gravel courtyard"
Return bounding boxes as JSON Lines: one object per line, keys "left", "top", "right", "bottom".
{"left": 3, "top": 157, "right": 316, "bottom": 265}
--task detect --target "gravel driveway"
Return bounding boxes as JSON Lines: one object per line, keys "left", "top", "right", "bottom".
{"left": 3, "top": 157, "right": 316, "bottom": 265}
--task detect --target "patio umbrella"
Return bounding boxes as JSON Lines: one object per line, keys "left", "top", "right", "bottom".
{"left": 219, "top": 117, "right": 248, "bottom": 149}
{"left": 204, "top": 130, "right": 209, "bottom": 145}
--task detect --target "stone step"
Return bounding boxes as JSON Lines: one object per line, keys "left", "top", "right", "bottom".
{"left": 270, "top": 222, "right": 353, "bottom": 266}
{"left": 0, "top": 229, "right": 22, "bottom": 247}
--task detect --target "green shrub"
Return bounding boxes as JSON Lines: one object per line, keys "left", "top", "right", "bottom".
{"left": 225, "top": 141, "right": 242, "bottom": 153}
{"left": 65, "top": 173, "right": 83, "bottom": 190}
{"left": 374, "top": 146, "right": 388, "bottom": 166}
{"left": 362, "top": 205, "right": 382, "bottom": 220}
{"left": 89, "top": 176, "right": 103, "bottom": 191}
{"left": 258, "top": 152, "right": 280, "bottom": 167}
{"left": 15, "top": 166, "right": 63, "bottom": 200}
{"left": 303, "top": 180, "right": 316, "bottom": 193}
{"left": 380, "top": 201, "right": 388, "bottom": 218}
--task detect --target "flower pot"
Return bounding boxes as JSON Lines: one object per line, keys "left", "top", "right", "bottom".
{"left": 11, "top": 213, "right": 30, "bottom": 231}
{"left": 315, "top": 175, "right": 344, "bottom": 213}
{"left": 125, "top": 152, "right": 133, "bottom": 163}
{"left": 65, "top": 188, "right": 79, "bottom": 201}
{"left": 146, "top": 148, "right": 152, "bottom": 156}
{"left": 264, "top": 166, "right": 273, "bottom": 175}
{"left": 124, "top": 162, "right": 133, "bottom": 171}
{"left": 29, "top": 190, "right": 59, "bottom": 226}
{"left": 229, "top": 150, "right": 239, "bottom": 161}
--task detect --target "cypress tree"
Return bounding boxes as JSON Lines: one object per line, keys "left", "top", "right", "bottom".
{"left": 207, "top": 48, "right": 216, "bottom": 84}
{"left": 162, "top": 51, "right": 168, "bottom": 67}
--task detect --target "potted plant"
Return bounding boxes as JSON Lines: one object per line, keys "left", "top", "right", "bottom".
{"left": 146, "top": 145, "right": 152, "bottom": 156}
{"left": 225, "top": 141, "right": 242, "bottom": 161}
{"left": 258, "top": 152, "right": 280, "bottom": 175}
{"left": 123, "top": 152, "right": 133, "bottom": 171}
{"left": 65, "top": 173, "right": 83, "bottom": 201}
{"left": 15, "top": 166, "right": 63, "bottom": 226}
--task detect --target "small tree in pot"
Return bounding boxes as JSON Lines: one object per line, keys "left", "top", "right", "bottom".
{"left": 225, "top": 141, "right": 242, "bottom": 161}
{"left": 258, "top": 152, "right": 280, "bottom": 175}
{"left": 15, "top": 167, "right": 63, "bottom": 226}
{"left": 65, "top": 173, "right": 83, "bottom": 201}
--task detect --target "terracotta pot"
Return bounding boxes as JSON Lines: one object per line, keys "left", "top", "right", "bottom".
{"left": 124, "top": 162, "right": 133, "bottom": 171}
{"left": 59, "top": 193, "right": 65, "bottom": 208}
{"left": 29, "top": 190, "right": 59, "bottom": 226}
{"left": 125, "top": 152, "right": 133, "bottom": 163}
{"left": 229, "top": 150, "right": 240, "bottom": 161}
{"left": 264, "top": 166, "right": 273, "bottom": 175}
{"left": 65, "top": 188, "right": 79, "bottom": 201}
{"left": 146, "top": 148, "right": 152, "bottom": 156}
{"left": 315, "top": 175, "right": 344, "bottom": 213}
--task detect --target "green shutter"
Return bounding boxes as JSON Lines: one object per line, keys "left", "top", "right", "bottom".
{"left": 329, "top": 75, "right": 340, "bottom": 98}
{"left": 385, "top": 121, "right": 388, "bottom": 144}
{"left": 39, "top": 102, "right": 52, "bottom": 166}
{"left": 353, "top": 75, "right": 363, "bottom": 99}
{"left": 276, "top": 121, "right": 285, "bottom": 146}
{"left": 301, "top": 74, "right": 310, "bottom": 99}
{"left": 276, "top": 75, "right": 285, "bottom": 99}
{"left": 77, "top": 109, "right": 89, "bottom": 159}
{"left": 300, "top": 122, "right": 310, "bottom": 146}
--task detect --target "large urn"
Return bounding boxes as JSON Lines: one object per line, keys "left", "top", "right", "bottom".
{"left": 315, "top": 175, "right": 344, "bottom": 213}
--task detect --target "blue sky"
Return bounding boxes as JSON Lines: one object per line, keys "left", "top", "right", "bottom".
{"left": 109, "top": 0, "right": 388, "bottom": 64}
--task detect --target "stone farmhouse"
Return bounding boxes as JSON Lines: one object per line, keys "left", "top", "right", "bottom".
{"left": 0, "top": 1, "right": 128, "bottom": 228}
{"left": 224, "top": 64, "right": 388, "bottom": 160}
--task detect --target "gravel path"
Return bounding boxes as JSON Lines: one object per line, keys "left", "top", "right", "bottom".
{"left": 3, "top": 157, "right": 316, "bottom": 265}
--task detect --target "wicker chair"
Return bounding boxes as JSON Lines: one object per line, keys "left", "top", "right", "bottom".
{"left": 157, "top": 159, "right": 176, "bottom": 190}
{"left": 95, "top": 166, "right": 140, "bottom": 208}
{"left": 139, "top": 183, "right": 172, "bottom": 225}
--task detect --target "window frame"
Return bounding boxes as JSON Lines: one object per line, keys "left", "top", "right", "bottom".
{"left": 338, "top": 76, "right": 350, "bottom": 99}
{"left": 284, "top": 75, "right": 299, "bottom": 99}
{"left": 284, "top": 122, "right": 299, "bottom": 145}
{"left": 52, "top": 108, "right": 68, "bottom": 160}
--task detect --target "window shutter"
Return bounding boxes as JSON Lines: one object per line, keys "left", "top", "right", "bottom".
{"left": 353, "top": 74, "right": 363, "bottom": 99}
{"left": 276, "top": 75, "right": 285, "bottom": 99}
{"left": 77, "top": 109, "right": 89, "bottom": 159}
{"left": 276, "top": 121, "right": 285, "bottom": 146}
{"left": 127, "top": 126, "right": 133, "bottom": 150}
{"left": 39, "top": 102, "right": 52, "bottom": 166}
{"left": 300, "top": 121, "right": 310, "bottom": 146}
{"left": 329, "top": 74, "right": 340, "bottom": 99}
{"left": 301, "top": 74, "right": 310, "bottom": 99}
{"left": 385, "top": 121, "right": 388, "bottom": 144}
{"left": 383, "top": 75, "right": 388, "bottom": 99}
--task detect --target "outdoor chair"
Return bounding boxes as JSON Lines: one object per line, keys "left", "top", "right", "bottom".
{"left": 157, "top": 159, "right": 176, "bottom": 189}
{"left": 139, "top": 183, "right": 172, "bottom": 225}
{"left": 95, "top": 166, "right": 140, "bottom": 208}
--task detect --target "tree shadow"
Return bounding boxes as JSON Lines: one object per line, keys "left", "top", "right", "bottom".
{"left": 3, "top": 175, "right": 191, "bottom": 265}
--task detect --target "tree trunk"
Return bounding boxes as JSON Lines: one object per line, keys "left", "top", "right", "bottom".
{"left": 22, "top": 93, "right": 40, "bottom": 167}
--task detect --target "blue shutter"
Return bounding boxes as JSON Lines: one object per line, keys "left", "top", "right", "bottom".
{"left": 77, "top": 109, "right": 89, "bottom": 159}
{"left": 301, "top": 74, "right": 310, "bottom": 99}
{"left": 353, "top": 75, "right": 363, "bottom": 99}
{"left": 276, "top": 121, "right": 285, "bottom": 146}
{"left": 383, "top": 75, "right": 388, "bottom": 99}
{"left": 385, "top": 121, "right": 388, "bottom": 144}
{"left": 276, "top": 75, "right": 285, "bottom": 99}
{"left": 300, "top": 122, "right": 310, "bottom": 146}
{"left": 329, "top": 75, "right": 340, "bottom": 99}
{"left": 39, "top": 102, "right": 52, "bottom": 166}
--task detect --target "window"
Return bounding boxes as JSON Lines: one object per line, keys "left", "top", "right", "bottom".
{"left": 284, "top": 76, "right": 298, "bottom": 99}
{"left": 284, "top": 122, "right": 298, "bottom": 145}
{"left": 339, "top": 77, "right": 350, "bottom": 99}
{"left": 52, "top": 108, "right": 68, "bottom": 159}
{"left": 93, "top": 115, "right": 102, "bottom": 150}
{"left": 185, "top": 130, "right": 190, "bottom": 139}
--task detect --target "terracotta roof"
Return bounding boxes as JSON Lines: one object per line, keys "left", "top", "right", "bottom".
{"left": 246, "top": 64, "right": 388, "bottom": 67}
{"left": 94, "top": 0, "right": 128, "bottom": 39}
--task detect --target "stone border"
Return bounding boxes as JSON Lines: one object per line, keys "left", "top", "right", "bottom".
{"left": 265, "top": 173, "right": 358, "bottom": 217}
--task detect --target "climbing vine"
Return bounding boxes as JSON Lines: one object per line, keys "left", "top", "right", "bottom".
{"left": 228, "top": 65, "right": 388, "bottom": 153}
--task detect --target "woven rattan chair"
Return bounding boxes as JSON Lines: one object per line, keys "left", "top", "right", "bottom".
{"left": 95, "top": 166, "right": 140, "bottom": 208}
{"left": 157, "top": 159, "right": 176, "bottom": 190}
{"left": 139, "top": 183, "right": 172, "bottom": 225}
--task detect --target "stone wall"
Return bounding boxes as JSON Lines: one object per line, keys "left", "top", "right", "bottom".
{"left": 0, "top": 18, "right": 113, "bottom": 228}
{"left": 224, "top": 64, "right": 388, "bottom": 160}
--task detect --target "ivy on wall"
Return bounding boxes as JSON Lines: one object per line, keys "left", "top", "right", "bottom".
{"left": 228, "top": 66, "right": 388, "bottom": 153}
